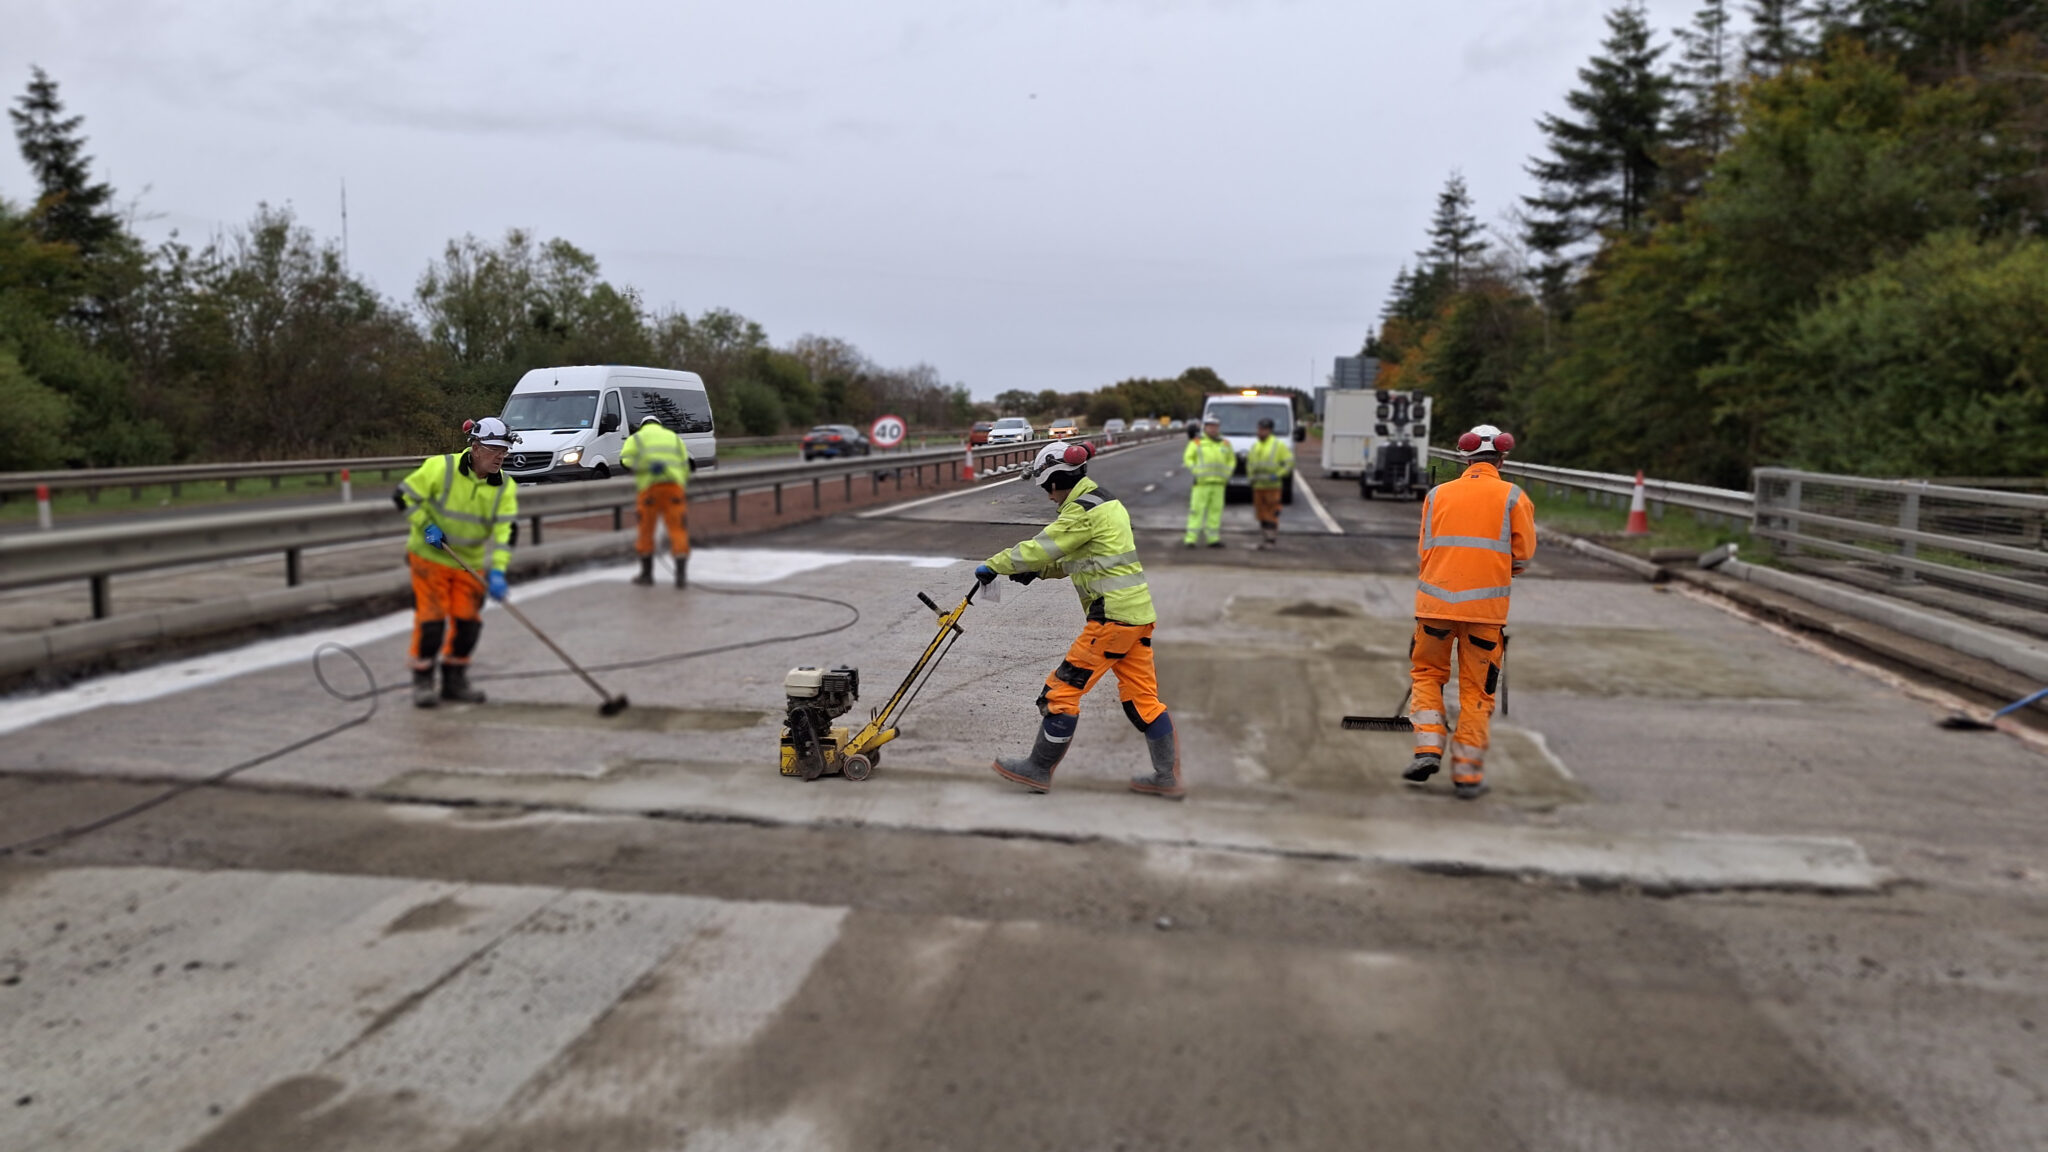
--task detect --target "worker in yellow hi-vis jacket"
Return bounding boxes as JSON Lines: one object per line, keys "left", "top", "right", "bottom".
{"left": 1183, "top": 415, "right": 1233, "bottom": 547}
{"left": 620, "top": 415, "right": 691, "bottom": 588}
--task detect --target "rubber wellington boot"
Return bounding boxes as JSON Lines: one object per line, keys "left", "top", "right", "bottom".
{"left": 1130, "top": 731, "right": 1185, "bottom": 799}
{"left": 412, "top": 667, "right": 439, "bottom": 709}
{"left": 993, "top": 719, "right": 1071, "bottom": 793}
{"left": 631, "top": 556, "right": 655, "bottom": 585}
{"left": 673, "top": 556, "right": 688, "bottom": 589}
{"left": 1454, "top": 780, "right": 1490, "bottom": 801}
{"left": 440, "top": 663, "right": 487, "bottom": 704}
{"left": 1402, "top": 753, "right": 1441, "bottom": 784}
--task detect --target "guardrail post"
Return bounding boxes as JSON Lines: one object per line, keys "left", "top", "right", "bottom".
{"left": 812, "top": 476, "right": 821, "bottom": 509}
{"left": 774, "top": 482, "right": 783, "bottom": 515}
{"left": 225, "top": 477, "right": 237, "bottom": 493}
{"left": 531, "top": 515, "right": 544, "bottom": 546}
{"left": 612, "top": 506, "right": 623, "bottom": 532}
{"left": 286, "top": 548, "right": 302, "bottom": 587}
{"left": 844, "top": 474, "right": 853, "bottom": 503}
{"left": 1897, "top": 486, "right": 1921, "bottom": 581}
{"left": 730, "top": 489, "right": 739, "bottom": 524}
{"left": 1783, "top": 478, "right": 1803, "bottom": 556}
{"left": 91, "top": 574, "right": 109, "bottom": 619}
{"left": 271, "top": 475, "right": 282, "bottom": 491}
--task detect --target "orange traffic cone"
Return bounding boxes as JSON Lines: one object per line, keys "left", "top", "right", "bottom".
{"left": 1624, "top": 470, "right": 1651, "bottom": 536}
{"left": 962, "top": 442, "right": 977, "bottom": 482}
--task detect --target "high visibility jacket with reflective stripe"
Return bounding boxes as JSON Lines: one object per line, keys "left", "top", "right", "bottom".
{"left": 620, "top": 424, "right": 690, "bottom": 493}
{"left": 985, "top": 476, "right": 1157, "bottom": 626}
{"left": 1414, "top": 462, "right": 1536, "bottom": 624}
{"left": 399, "top": 453, "right": 518, "bottom": 574}
{"left": 1184, "top": 437, "right": 1234, "bottom": 485}
{"left": 1247, "top": 436, "right": 1294, "bottom": 489}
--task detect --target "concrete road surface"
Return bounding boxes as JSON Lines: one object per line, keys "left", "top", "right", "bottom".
{"left": 2, "top": 439, "right": 2044, "bottom": 1151}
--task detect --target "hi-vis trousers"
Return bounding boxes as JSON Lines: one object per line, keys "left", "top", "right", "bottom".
{"left": 1184, "top": 482, "right": 1224, "bottom": 544}
{"left": 636, "top": 483, "right": 689, "bottom": 557}
{"left": 408, "top": 552, "right": 487, "bottom": 672}
{"left": 1409, "top": 618, "right": 1504, "bottom": 786}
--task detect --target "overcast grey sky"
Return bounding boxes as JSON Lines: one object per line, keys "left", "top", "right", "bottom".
{"left": 5, "top": 0, "right": 1702, "bottom": 399}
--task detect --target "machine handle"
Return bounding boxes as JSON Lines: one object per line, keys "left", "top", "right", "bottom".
{"left": 918, "top": 592, "right": 939, "bottom": 613}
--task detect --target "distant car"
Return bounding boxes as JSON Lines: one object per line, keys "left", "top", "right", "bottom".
{"left": 1169, "top": 419, "right": 1185, "bottom": 430}
{"left": 1048, "top": 417, "right": 1081, "bottom": 439}
{"left": 970, "top": 421, "right": 995, "bottom": 446}
{"left": 801, "top": 424, "right": 872, "bottom": 460}
{"left": 987, "top": 417, "right": 1033, "bottom": 445}
{"left": 1131, "top": 419, "right": 1154, "bottom": 432}
{"left": 1104, "top": 418, "right": 1127, "bottom": 436}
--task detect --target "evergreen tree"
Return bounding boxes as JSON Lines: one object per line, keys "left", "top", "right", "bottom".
{"left": 1671, "top": 0, "right": 1737, "bottom": 159}
{"left": 1522, "top": 4, "right": 1672, "bottom": 280}
{"left": 1423, "top": 172, "right": 1488, "bottom": 289}
{"left": 1379, "top": 265, "right": 1415, "bottom": 324}
{"left": 1744, "top": 0, "right": 1813, "bottom": 74}
{"left": 9, "top": 67, "right": 122, "bottom": 257}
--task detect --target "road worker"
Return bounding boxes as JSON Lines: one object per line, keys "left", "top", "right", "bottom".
{"left": 1183, "top": 415, "right": 1233, "bottom": 548}
{"left": 1247, "top": 416, "right": 1295, "bottom": 550}
{"left": 978, "top": 441, "right": 1183, "bottom": 799}
{"left": 620, "top": 414, "right": 691, "bottom": 588}
{"left": 1405, "top": 424, "right": 1536, "bottom": 799}
{"left": 394, "top": 417, "right": 520, "bottom": 708}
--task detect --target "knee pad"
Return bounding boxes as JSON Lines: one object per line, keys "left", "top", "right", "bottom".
{"left": 449, "top": 618, "right": 484, "bottom": 660}
{"left": 1042, "top": 713, "right": 1078, "bottom": 740}
{"left": 1120, "top": 701, "right": 1172, "bottom": 737}
{"left": 413, "top": 620, "right": 446, "bottom": 660}
{"left": 1053, "top": 660, "right": 1092, "bottom": 689}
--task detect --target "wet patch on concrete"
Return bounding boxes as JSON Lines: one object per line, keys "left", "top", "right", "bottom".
{"left": 432, "top": 703, "right": 766, "bottom": 735}
{"left": 1155, "top": 643, "right": 1586, "bottom": 807}
{"left": 382, "top": 895, "right": 477, "bottom": 936}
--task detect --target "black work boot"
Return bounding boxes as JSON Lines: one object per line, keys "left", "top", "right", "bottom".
{"left": 1454, "top": 779, "right": 1490, "bottom": 801}
{"left": 412, "top": 667, "right": 439, "bottom": 709}
{"left": 673, "top": 555, "right": 688, "bottom": 589}
{"left": 1402, "top": 753, "right": 1441, "bottom": 784}
{"left": 440, "top": 663, "right": 487, "bottom": 704}
{"left": 993, "top": 725, "right": 1069, "bottom": 793}
{"left": 631, "top": 555, "right": 655, "bottom": 586}
{"left": 1130, "top": 731, "right": 1185, "bottom": 799}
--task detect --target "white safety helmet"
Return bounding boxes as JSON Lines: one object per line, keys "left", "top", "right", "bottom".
{"left": 1028, "top": 440, "right": 1095, "bottom": 491}
{"left": 637, "top": 415, "right": 665, "bottom": 428}
{"left": 468, "top": 416, "right": 521, "bottom": 449}
{"left": 1457, "top": 423, "right": 1514, "bottom": 459}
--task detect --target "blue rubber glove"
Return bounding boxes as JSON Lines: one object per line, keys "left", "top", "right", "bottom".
{"left": 423, "top": 524, "right": 445, "bottom": 549}
{"left": 487, "top": 570, "right": 509, "bottom": 602}
{"left": 650, "top": 461, "right": 667, "bottom": 476}
{"left": 1008, "top": 572, "right": 1038, "bottom": 586}
{"left": 974, "top": 564, "right": 997, "bottom": 586}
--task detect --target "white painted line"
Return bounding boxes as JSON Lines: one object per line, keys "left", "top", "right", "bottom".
{"left": 0, "top": 548, "right": 960, "bottom": 736}
{"left": 855, "top": 474, "right": 1023, "bottom": 518}
{"left": 1296, "top": 475, "right": 1344, "bottom": 535}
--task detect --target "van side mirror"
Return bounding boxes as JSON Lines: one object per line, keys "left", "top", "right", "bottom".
{"left": 599, "top": 412, "right": 621, "bottom": 434}
{"left": 1293, "top": 426, "right": 1307, "bottom": 443}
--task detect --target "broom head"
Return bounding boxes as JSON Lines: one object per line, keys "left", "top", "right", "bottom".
{"left": 1341, "top": 715, "right": 1414, "bottom": 732}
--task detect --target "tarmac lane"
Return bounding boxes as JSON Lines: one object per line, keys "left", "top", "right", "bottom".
{"left": 1, "top": 455, "right": 2046, "bottom": 1148}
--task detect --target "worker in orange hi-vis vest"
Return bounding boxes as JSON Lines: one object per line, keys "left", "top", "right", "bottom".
{"left": 1404, "top": 424, "right": 1536, "bottom": 800}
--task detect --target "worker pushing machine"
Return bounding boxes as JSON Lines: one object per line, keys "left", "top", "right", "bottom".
{"left": 1183, "top": 415, "right": 1232, "bottom": 548}
{"left": 1405, "top": 424, "right": 1535, "bottom": 799}
{"left": 395, "top": 417, "right": 520, "bottom": 708}
{"left": 978, "top": 441, "right": 1184, "bottom": 799}
{"left": 1248, "top": 417, "right": 1294, "bottom": 550}
{"left": 621, "top": 414, "right": 691, "bottom": 588}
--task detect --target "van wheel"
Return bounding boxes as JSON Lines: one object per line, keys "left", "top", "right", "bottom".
{"left": 592, "top": 463, "right": 609, "bottom": 480}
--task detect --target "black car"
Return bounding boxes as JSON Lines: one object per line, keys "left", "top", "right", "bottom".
{"left": 802, "top": 424, "right": 872, "bottom": 460}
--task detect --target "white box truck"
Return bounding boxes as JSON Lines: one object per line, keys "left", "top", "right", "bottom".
{"left": 1321, "top": 390, "right": 1377, "bottom": 478}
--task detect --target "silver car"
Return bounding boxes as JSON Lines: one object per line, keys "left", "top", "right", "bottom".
{"left": 987, "top": 417, "right": 1034, "bottom": 444}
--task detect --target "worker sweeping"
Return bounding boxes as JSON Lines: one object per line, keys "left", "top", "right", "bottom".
{"left": 1183, "top": 415, "right": 1232, "bottom": 548}
{"left": 1405, "top": 424, "right": 1535, "bottom": 799}
{"left": 620, "top": 414, "right": 691, "bottom": 588}
{"left": 1248, "top": 416, "right": 1294, "bottom": 550}
{"left": 393, "top": 417, "right": 520, "bottom": 708}
{"left": 978, "top": 441, "right": 1183, "bottom": 799}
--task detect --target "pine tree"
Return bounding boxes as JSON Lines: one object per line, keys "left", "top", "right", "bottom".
{"left": 1380, "top": 265, "right": 1416, "bottom": 324}
{"left": 1423, "top": 172, "right": 1488, "bottom": 289}
{"left": 1521, "top": 4, "right": 1672, "bottom": 278}
{"left": 1744, "top": 0, "right": 1813, "bottom": 74}
{"left": 1672, "top": 0, "right": 1737, "bottom": 158}
{"left": 9, "top": 67, "right": 122, "bottom": 256}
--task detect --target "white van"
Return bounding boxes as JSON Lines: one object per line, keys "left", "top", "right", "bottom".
{"left": 1200, "top": 391, "right": 1299, "bottom": 504}
{"left": 498, "top": 366, "right": 716, "bottom": 483}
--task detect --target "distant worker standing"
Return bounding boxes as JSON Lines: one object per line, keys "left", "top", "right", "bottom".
{"left": 395, "top": 417, "right": 520, "bottom": 708}
{"left": 1247, "top": 417, "right": 1295, "bottom": 550}
{"left": 620, "top": 415, "right": 692, "bottom": 588}
{"left": 1405, "top": 424, "right": 1535, "bottom": 799}
{"left": 978, "top": 441, "right": 1184, "bottom": 799}
{"left": 1183, "top": 415, "right": 1233, "bottom": 548}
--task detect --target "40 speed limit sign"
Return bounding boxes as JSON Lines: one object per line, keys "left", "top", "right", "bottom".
{"left": 869, "top": 414, "right": 907, "bottom": 449}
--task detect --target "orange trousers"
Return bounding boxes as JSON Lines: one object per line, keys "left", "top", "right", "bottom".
{"left": 636, "top": 483, "right": 689, "bottom": 556}
{"left": 409, "top": 552, "right": 487, "bottom": 670}
{"left": 1409, "top": 618, "right": 1504, "bottom": 785}
{"left": 1042, "top": 621, "right": 1166, "bottom": 727}
{"left": 1252, "top": 487, "right": 1283, "bottom": 528}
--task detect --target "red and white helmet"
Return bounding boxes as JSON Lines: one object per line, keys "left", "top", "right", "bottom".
{"left": 1457, "top": 424, "right": 1514, "bottom": 459}
{"left": 1028, "top": 440, "right": 1095, "bottom": 490}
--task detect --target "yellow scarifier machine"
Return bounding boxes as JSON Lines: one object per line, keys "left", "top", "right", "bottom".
{"left": 780, "top": 583, "right": 978, "bottom": 781}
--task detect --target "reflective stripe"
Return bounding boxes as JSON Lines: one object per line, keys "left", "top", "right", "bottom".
{"left": 1030, "top": 532, "right": 1066, "bottom": 561}
{"left": 1411, "top": 709, "right": 1445, "bottom": 728}
{"left": 1451, "top": 742, "right": 1487, "bottom": 765}
{"left": 1085, "top": 571, "right": 1150, "bottom": 593}
{"left": 1415, "top": 732, "right": 1444, "bottom": 751}
{"left": 1417, "top": 581, "right": 1514, "bottom": 604}
{"left": 1044, "top": 731, "right": 1073, "bottom": 744}
{"left": 1501, "top": 485, "right": 1522, "bottom": 544}
{"left": 1425, "top": 534, "right": 1512, "bottom": 553}
{"left": 1066, "top": 549, "right": 1138, "bottom": 575}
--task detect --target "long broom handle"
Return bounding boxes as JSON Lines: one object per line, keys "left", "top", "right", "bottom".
{"left": 430, "top": 534, "right": 616, "bottom": 705}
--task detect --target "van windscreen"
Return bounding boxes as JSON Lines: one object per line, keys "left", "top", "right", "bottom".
{"left": 1205, "top": 403, "right": 1291, "bottom": 437}
{"left": 623, "top": 386, "right": 714, "bottom": 434}
{"left": 502, "top": 391, "right": 598, "bottom": 431}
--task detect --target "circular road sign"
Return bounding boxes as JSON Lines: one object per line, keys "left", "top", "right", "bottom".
{"left": 870, "top": 414, "right": 907, "bottom": 449}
